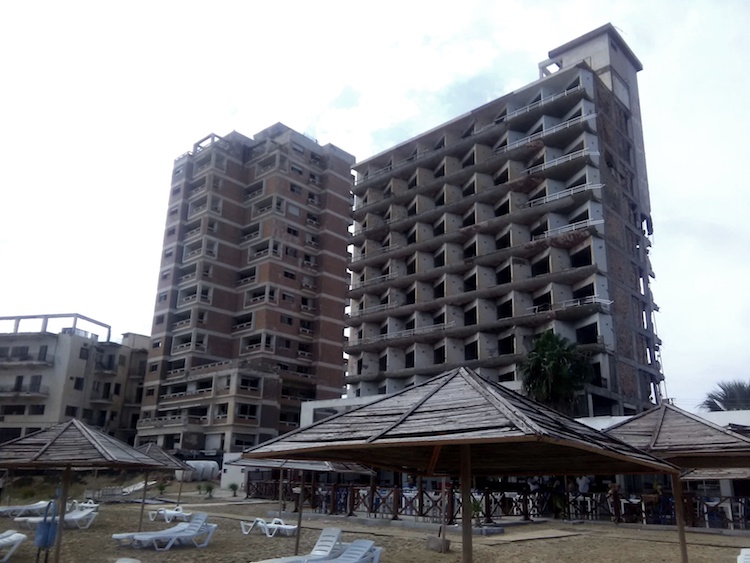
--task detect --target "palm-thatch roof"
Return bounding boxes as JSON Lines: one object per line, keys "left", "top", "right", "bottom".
{"left": 243, "top": 367, "right": 677, "bottom": 476}
{"left": 0, "top": 419, "right": 163, "bottom": 470}
{"left": 605, "top": 403, "right": 750, "bottom": 469}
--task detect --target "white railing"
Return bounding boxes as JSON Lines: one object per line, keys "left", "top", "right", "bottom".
{"left": 350, "top": 245, "right": 402, "bottom": 262}
{"left": 526, "top": 295, "right": 613, "bottom": 314}
{"left": 350, "top": 272, "right": 398, "bottom": 289}
{"left": 526, "top": 183, "right": 604, "bottom": 207}
{"left": 533, "top": 218, "right": 604, "bottom": 240}
{"left": 494, "top": 113, "right": 596, "bottom": 156}
{"left": 354, "top": 85, "right": 586, "bottom": 186}
{"left": 350, "top": 302, "right": 399, "bottom": 317}
{"left": 356, "top": 322, "right": 456, "bottom": 346}
{"left": 525, "top": 148, "right": 599, "bottom": 175}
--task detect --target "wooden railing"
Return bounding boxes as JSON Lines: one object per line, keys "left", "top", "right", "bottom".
{"left": 245, "top": 480, "right": 750, "bottom": 530}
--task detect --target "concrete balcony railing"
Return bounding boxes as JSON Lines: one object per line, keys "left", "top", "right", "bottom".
{"left": 0, "top": 384, "right": 49, "bottom": 396}
{"left": 136, "top": 414, "right": 208, "bottom": 429}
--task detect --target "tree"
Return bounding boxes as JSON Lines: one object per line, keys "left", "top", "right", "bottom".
{"left": 521, "top": 331, "right": 593, "bottom": 416}
{"left": 701, "top": 380, "right": 750, "bottom": 411}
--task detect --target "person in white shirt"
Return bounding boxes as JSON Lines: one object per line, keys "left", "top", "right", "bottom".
{"left": 576, "top": 475, "right": 591, "bottom": 494}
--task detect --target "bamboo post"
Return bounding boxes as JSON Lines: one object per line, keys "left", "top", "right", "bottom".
{"left": 440, "top": 476, "right": 448, "bottom": 553}
{"left": 671, "top": 474, "right": 689, "bottom": 563}
{"left": 460, "top": 444, "right": 473, "bottom": 563}
{"left": 347, "top": 484, "right": 355, "bottom": 516}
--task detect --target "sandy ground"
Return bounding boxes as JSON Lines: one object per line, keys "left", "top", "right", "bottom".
{"left": 2, "top": 491, "right": 750, "bottom": 563}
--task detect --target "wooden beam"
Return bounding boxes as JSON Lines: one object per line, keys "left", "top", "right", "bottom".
{"left": 427, "top": 445, "right": 442, "bottom": 475}
{"left": 671, "top": 473, "right": 689, "bottom": 563}
{"left": 460, "top": 445, "right": 473, "bottom": 563}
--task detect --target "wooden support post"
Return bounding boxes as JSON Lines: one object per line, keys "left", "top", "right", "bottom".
{"left": 484, "top": 488, "right": 494, "bottom": 523}
{"left": 460, "top": 445, "right": 473, "bottom": 563}
{"left": 347, "top": 484, "right": 355, "bottom": 517}
{"left": 137, "top": 471, "right": 149, "bottom": 532}
{"left": 671, "top": 474, "right": 689, "bottom": 563}
{"left": 392, "top": 487, "right": 401, "bottom": 520}
{"left": 522, "top": 489, "right": 531, "bottom": 521}
{"left": 52, "top": 466, "right": 71, "bottom": 563}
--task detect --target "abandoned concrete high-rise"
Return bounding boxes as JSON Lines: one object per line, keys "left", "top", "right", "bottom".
{"left": 346, "top": 24, "right": 661, "bottom": 416}
{"left": 138, "top": 125, "right": 354, "bottom": 452}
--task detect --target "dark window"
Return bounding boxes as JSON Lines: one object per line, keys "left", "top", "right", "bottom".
{"left": 65, "top": 406, "right": 78, "bottom": 417}
{"left": 74, "top": 377, "right": 84, "bottom": 391}
{"left": 29, "top": 405, "right": 45, "bottom": 415}
{"left": 465, "top": 341, "right": 479, "bottom": 361}
{"left": 146, "top": 389, "right": 155, "bottom": 397}
{"left": 79, "top": 347, "right": 89, "bottom": 360}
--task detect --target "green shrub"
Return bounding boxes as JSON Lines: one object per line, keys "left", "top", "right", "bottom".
{"left": 204, "top": 483, "right": 214, "bottom": 498}
{"left": 196, "top": 484, "right": 203, "bottom": 495}
{"left": 228, "top": 483, "right": 239, "bottom": 497}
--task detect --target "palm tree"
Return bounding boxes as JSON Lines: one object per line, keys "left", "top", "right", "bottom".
{"left": 521, "top": 331, "right": 593, "bottom": 416}
{"left": 701, "top": 380, "right": 750, "bottom": 411}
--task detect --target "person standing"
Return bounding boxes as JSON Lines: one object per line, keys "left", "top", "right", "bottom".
{"left": 576, "top": 475, "right": 591, "bottom": 494}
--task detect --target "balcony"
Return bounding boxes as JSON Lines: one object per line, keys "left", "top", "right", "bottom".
{"left": 187, "top": 204, "right": 207, "bottom": 218}
{"left": 89, "top": 391, "right": 114, "bottom": 405}
{"left": 526, "top": 295, "right": 613, "bottom": 314}
{"left": 159, "top": 387, "right": 214, "bottom": 403}
{"left": 0, "top": 384, "right": 49, "bottom": 397}
{"left": 355, "top": 321, "right": 456, "bottom": 346}
{"left": 532, "top": 218, "right": 604, "bottom": 240}
{"left": 0, "top": 357, "right": 53, "bottom": 370}
{"left": 94, "top": 363, "right": 117, "bottom": 376}
{"left": 136, "top": 414, "right": 207, "bottom": 429}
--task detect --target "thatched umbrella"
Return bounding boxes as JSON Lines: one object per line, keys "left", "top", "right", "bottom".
{"left": 0, "top": 419, "right": 164, "bottom": 563}
{"left": 606, "top": 403, "right": 750, "bottom": 541}
{"left": 135, "top": 442, "right": 194, "bottom": 531}
{"left": 242, "top": 367, "right": 682, "bottom": 563}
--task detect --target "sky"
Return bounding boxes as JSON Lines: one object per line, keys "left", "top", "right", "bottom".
{"left": 1, "top": 0, "right": 748, "bottom": 412}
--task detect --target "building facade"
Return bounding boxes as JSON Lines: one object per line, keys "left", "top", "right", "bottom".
{"left": 138, "top": 124, "right": 354, "bottom": 453}
{"left": 0, "top": 314, "right": 148, "bottom": 444}
{"left": 346, "top": 24, "right": 662, "bottom": 416}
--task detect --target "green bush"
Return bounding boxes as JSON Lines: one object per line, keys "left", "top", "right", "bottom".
{"left": 204, "top": 483, "right": 214, "bottom": 498}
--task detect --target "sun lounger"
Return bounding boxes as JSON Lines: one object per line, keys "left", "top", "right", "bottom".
{"left": 738, "top": 548, "right": 750, "bottom": 563}
{"left": 325, "top": 540, "right": 381, "bottom": 563}
{"left": 255, "top": 527, "right": 344, "bottom": 562}
{"left": 112, "top": 521, "right": 191, "bottom": 547}
{"left": 0, "top": 501, "right": 49, "bottom": 518}
{"left": 130, "top": 512, "right": 216, "bottom": 551}
{"left": 240, "top": 517, "right": 298, "bottom": 538}
{"left": 14, "top": 507, "right": 98, "bottom": 530}
{"left": 148, "top": 505, "right": 192, "bottom": 523}
{"left": 0, "top": 530, "right": 27, "bottom": 562}
{"left": 259, "top": 540, "right": 380, "bottom": 563}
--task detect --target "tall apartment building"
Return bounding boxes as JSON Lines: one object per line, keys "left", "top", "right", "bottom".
{"left": 0, "top": 314, "right": 148, "bottom": 444}
{"left": 138, "top": 124, "right": 354, "bottom": 453}
{"left": 346, "top": 24, "right": 662, "bottom": 417}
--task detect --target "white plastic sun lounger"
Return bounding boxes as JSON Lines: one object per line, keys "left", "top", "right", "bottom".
{"left": 255, "top": 527, "right": 344, "bottom": 562}
{"left": 0, "top": 501, "right": 49, "bottom": 518}
{"left": 0, "top": 530, "right": 26, "bottom": 562}
{"left": 260, "top": 540, "right": 380, "bottom": 563}
{"left": 130, "top": 512, "right": 216, "bottom": 551}
{"left": 240, "top": 517, "right": 298, "bottom": 538}
{"left": 148, "top": 505, "right": 192, "bottom": 523}
{"left": 112, "top": 521, "right": 191, "bottom": 547}
{"left": 14, "top": 507, "right": 98, "bottom": 530}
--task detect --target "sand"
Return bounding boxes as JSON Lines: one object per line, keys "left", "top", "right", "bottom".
{"left": 3, "top": 494, "right": 749, "bottom": 562}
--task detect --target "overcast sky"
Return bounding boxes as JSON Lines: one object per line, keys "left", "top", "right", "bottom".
{"left": 1, "top": 0, "right": 748, "bottom": 412}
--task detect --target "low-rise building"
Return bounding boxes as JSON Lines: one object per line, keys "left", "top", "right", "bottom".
{"left": 0, "top": 314, "right": 147, "bottom": 444}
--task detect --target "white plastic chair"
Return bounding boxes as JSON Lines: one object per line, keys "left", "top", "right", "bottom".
{"left": 0, "top": 501, "right": 49, "bottom": 518}
{"left": 737, "top": 547, "right": 750, "bottom": 563}
{"left": 15, "top": 507, "right": 98, "bottom": 530}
